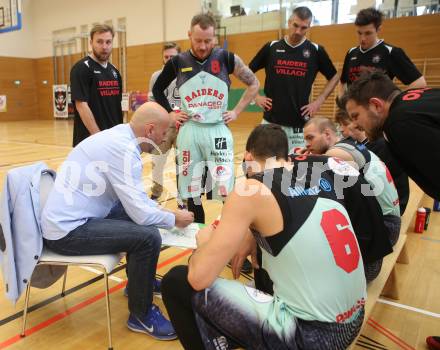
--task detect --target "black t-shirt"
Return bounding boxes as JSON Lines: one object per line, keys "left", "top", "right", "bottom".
{"left": 384, "top": 88, "right": 440, "bottom": 200}
{"left": 340, "top": 40, "right": 422, "bottom": 86}
{"left": 70, "top": 56, "right": 123, "bottom": 146}
{"left": 249, "top": 38, "right": 337, "bottom": 128}
{"left": 257, "top": 155, "right": 392, "bottom": 263}
{"left": 364, "top": 137, "right": 410, "bottom": 215}
{"left": 153, "top": 49, "right": 235, "bottom": 113}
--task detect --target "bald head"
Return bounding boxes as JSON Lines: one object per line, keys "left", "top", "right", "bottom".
{"left": 130, "top": 102, "right": 170, "bottom": 129}
{"left": 304, "top": 117, "right": 338, "bottom": 134}
{"left": 129, "top": 102, "right": 171, "bottom": 153}
{"left": 303, "top": 117, "right": 339, "bottom": 154}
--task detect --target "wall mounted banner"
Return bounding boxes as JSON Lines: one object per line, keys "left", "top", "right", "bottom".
{"left": 121, "top": 92, "right": 130, "bottom": 112}
{"left": 0, "top": 95, "right": 7, "bottom": 112}
{"left": 130, "top": 91, "right": 148, "bottom": 111}
{"left": 53, "top": 85, "right": 68, "bottom": 118}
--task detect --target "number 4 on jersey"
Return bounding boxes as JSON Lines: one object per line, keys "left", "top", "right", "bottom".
{"left": 320, "top": 209, "right": 360, "bottom": 273}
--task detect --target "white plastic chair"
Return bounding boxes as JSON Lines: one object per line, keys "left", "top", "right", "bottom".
{"left": 21, "top": 172, "right": 122, "bottom": 350}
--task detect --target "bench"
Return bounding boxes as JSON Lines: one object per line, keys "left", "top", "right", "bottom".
{"left": 349, "top": 181, "right": 425, "bottom": 348}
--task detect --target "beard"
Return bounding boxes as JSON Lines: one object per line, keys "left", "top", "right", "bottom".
{"left": 364, "top": 110, "right": 384, "bottom": 141}
{"left": 92, "top": 48, "right": 111, "bottom": 63}
{"left": 310, "top": 139, "right": 330, "bottom": 155}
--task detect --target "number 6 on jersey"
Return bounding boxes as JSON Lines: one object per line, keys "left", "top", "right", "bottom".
{"left": 321, "top": 209, "right": 360, "bottom": 273}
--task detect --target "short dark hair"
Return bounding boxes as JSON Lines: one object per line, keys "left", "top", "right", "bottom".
{"left": 335, "top": 109, "right": 351, "bottom": 125}
{"left": 90, "top": 24, "right": 115, "bottom": 40}
{"left": 355, "top": 8, "right": 383, "bottom": 29}
{"left": 344, "top": 71, "right": 401, "bottom": 107}
{"left": 336, "top": 94, "right": 347, "bottom": 110}
{"left": 246, "top": 124, "right": 288, "bottom": 160}
{"left": 292, "top": 6, "right": 313, "bottom": 21}
{"left": 191, "top": 13, "right": 216, "bottom": 30}
{"left": 163, "top": 42, "right": 181, "bottom": 53}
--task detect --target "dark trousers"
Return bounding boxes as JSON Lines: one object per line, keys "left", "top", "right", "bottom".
{"left": 163, "top": 266, "right": 364, "bottom": 350}
{"left": 44, "top": 202, "right": 161, "bottom": 318}
{"left": 162, "top": 265, "right": 205, "bottom": 350}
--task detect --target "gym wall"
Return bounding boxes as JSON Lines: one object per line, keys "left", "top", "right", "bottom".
{"left": 0, "top": 0, "right": 200, "bottom": 121}
{"left": 0, "top": 13, "right": 439, "bottom": 121}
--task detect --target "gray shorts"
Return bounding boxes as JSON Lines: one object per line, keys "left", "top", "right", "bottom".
{"left": 365, "top": 214, "right": 401, "bottom": 283}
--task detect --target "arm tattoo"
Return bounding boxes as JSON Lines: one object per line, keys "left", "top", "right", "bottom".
{"left": 233, "top": 54, "right": 258, "bottom": 86}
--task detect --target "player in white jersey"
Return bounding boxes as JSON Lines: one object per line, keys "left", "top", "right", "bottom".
{"left": 148, "top": 42, "right": 181, "bottom": 200}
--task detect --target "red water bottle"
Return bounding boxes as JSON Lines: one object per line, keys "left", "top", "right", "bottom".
{"left": 414, "top": 207, "right": 426, "bottom": 233}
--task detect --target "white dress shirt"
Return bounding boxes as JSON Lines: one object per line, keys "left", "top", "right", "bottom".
{"left": 42, "top": 124, "right": 175, "bottom": 240}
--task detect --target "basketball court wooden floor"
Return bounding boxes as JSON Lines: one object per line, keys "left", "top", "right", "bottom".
{"left": 0, "top": 116, "right": 438, "bottom": 349}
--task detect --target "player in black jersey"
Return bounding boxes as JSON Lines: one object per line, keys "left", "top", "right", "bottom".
{"left": 338, "top": 8, "right": 426, "bottom": 98}
{"left": 302, "top": 117, "right": 400, "bottom": 282}
{"left": 249, "top": 6, "right": 338, "bottom": 151}
{"left": 345, "top": 71, "right": 440, "bottom": 350}
{"left": 344, "top": 71, "right": 440, "bottom": 200}
{"left": 70, "top": 24, "right": 123, "bottom": 146}
{"left": 335, "top": 109, "right": 409, "bottom": 214}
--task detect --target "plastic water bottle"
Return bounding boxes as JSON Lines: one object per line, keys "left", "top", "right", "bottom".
{"left": 414, "top": 207, "right": 426, "bottom": 233}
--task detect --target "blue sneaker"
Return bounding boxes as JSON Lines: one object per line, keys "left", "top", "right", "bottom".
{"left": 124, "top": 278, "right": 162, "bottom": 298}
{"left": 127, "top": 304, "right": 177, "bottom": 340}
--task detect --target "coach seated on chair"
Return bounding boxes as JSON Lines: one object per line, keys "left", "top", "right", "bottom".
{"left": 41, "top": 102, "right": 194, "bottom": 341}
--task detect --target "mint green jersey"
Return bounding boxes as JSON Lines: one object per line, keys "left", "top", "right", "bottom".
{"left": 333, "top": 138, "right": 400, "bottom": 217}
{"left": 364, "top": 152, "right": 400, "bottom": 217}
{"left": 175, "top": 49, "right": 234, "bottom": 124}
{"left": 261, "top": 198, "right": 366, "bottom": 324}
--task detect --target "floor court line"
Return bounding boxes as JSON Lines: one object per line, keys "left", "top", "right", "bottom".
{"left": 357, "top": 334, "right": 387, "bottom": 349}
{"left": 356, "top": 340, "right": 387, "bottom": 350}
{"left": 0, "top": 157, "right": 68, "bottom": 169}
{"left": 0, "top": 140, "right": 72, "bottom": 148}
{"left": 79, "top": 266, "right": 124, "bottom": 283}
{"left": 367, "top": 318, "right": 416, "bottom": 350}
{"left": 0, "top": 264, "right": 127, "bottom": 328}
{"left": 0, "top": 247, "right": 170, "bottom": 328}
{"left": 420, "top": 236, "right": 440, "bottom": 243}
{"left": 377, "top": 298, "right": 440, "bottom": 318}
{"left": 0, "top": 249, "right": 191, "bottom": 349}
